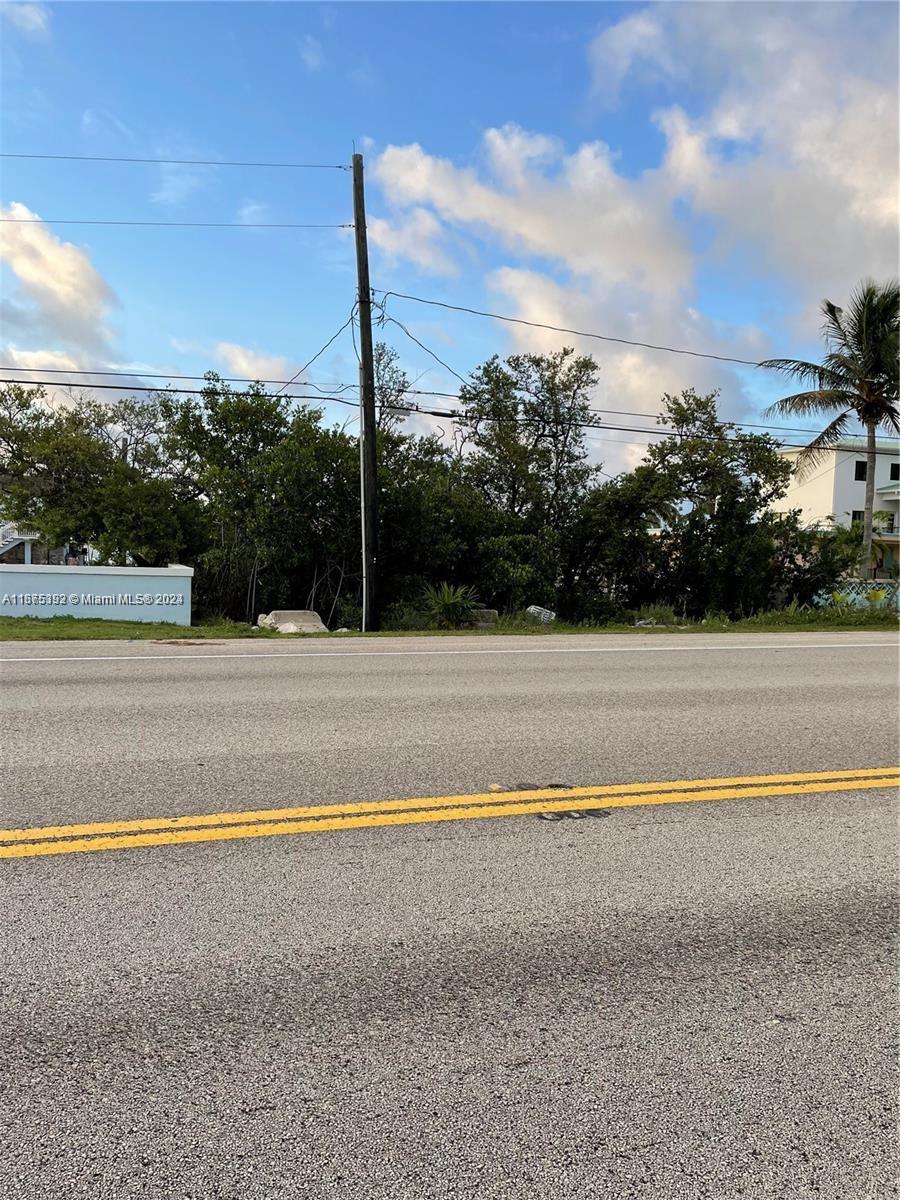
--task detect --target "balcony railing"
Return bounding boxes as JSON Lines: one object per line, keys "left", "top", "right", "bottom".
{"left": 0, "top": 521, "right": 40, "bottom": 546}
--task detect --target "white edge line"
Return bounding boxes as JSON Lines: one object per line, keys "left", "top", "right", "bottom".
{"left": 0, "top": 641, "right": 896, "bottom": 664}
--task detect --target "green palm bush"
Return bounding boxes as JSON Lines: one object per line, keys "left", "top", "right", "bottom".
{"left": 420, "top": 582, "right": 481, "bottom": 629}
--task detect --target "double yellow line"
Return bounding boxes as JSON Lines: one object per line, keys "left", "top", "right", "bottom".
{"left": 2, "top": 766, "right": 897, "bottom": 860}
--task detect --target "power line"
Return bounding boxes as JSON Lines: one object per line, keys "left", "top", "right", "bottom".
{"left": 273, "top": 309, "right": 357, "bottom": 396}
{"left": 1, "top": 152, "right": 349, "bottom": 170}
{"left": 2, "top": 377, "right": 357, "bottom": 406}
{"left": 0, "top": 363, "right": 357, "bottom": 393}
{"left": 375, "top": 289, "right": 770, "bottom": 367}
{"left": 378, "top": 312, "right": 468, "bottom": 386}
{"left": 0, "top": 217, "right": 352, "bottom": 229}
{"left": 3, "top": 362, "right": 896, "bottom": 445}
{"left": 6, "top": 374, "right": 899, "bottom": 456}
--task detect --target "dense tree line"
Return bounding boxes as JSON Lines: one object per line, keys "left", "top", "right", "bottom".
{"left": 0, "top": 345, "right": 862, "bottom": 626}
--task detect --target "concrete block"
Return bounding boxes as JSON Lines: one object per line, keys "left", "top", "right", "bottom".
{"left": 474, "top": 608, "right": 499, "bottom": 624}
{"left": 264, "top": 609, "right": 329, "bottom": 634}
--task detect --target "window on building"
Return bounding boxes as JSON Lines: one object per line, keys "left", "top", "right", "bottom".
{"left": 851, "top": 510, "right": 865, "bottom": 524}
{"left": 854, "top": 460, "right": 867, "bottom": 481}
{"left": 890, "top": 462, "right": 900, "bottom": 481}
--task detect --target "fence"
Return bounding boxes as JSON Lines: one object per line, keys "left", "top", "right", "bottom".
{"left": 814, "top": 579, "right": 900, "bottom": 611}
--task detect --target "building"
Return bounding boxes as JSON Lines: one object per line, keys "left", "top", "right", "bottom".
{"left": 0, "top": 521, "right": 96, "bottom": 566}
{"left": 0, "top": 522, "right": 43, "bottom": 564}
{"left": 772, "top": 438, "right": 900, "bottom": 578}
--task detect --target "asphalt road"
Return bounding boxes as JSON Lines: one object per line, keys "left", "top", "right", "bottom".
{"left": 1, "top": 632, "right": 898, "bottom": 1199}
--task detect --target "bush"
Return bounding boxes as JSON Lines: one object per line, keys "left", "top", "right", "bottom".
{"left": 738, "top": 607, "right": 898, "bottom": 629}
{"left": 331, "top": 598, "right": 362, "bottom": 630}
{"left": 635, "top": 604, "right": 679, "bottom": 626}
{"left": 420, "top": 582, "right": 481, "bottom": 629}
{"left": 380, "top": 602, "right": 432, "bottom": 632}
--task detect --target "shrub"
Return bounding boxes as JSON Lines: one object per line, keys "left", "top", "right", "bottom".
{"left": 420, "top": 582, "right": 481, "bottom": 629}
{"left": 635, "top": 604, "right": 678, "bottom": 626}
{"left": 380, "top": 602, "right": 432, "bottom": 632}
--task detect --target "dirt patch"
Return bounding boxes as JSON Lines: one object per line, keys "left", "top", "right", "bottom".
{"left": 151, "top": 639, "right": 226, "bottom": 646}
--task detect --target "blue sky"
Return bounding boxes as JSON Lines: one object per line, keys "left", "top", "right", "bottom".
{"left": 1, "top": 1, "right": 897, "bottom": 468}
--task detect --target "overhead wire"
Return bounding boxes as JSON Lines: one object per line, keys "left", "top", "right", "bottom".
{"left": 374, "top": 298, "right": 467, "bottom": 385}
{"left": 0, "top": 358, "right": 887, "bottom": 442}
{"left": 6, "top": 373, "right": 900, "bottom": 456}
{"left": 0, "top": 377, "right": 357, "bottom": 405}
{"left": 0, "top": 363, "right": 357, "bottom": 393}
{"left": 273, "top": 308, "right": 357, "bottom": 396}
{"left": 1, "top": 152, "right": 349, "bottom": 169}
{"left": 375, "top": 289, "right": 771, "bottom": 367}
{"left": 0, "top": 217, "right": 352, "bottom": 229}
{"left": 3, "top": 366, "right": 897, "bottom": 449}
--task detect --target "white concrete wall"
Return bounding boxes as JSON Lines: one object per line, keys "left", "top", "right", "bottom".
{"left": 832, "top": 447, "right": 895, "bottom": 526}
{"left": 775, "top": 442, "right": 900, "bottom": 529}
{"left": 772, "top": 450, "right": 837, "bottom": 525}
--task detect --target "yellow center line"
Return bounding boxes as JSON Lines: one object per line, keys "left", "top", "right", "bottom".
{"left": 1, "top": 765, "right": 896, "bottom": 844}
{"left": 1, "top": 767, "right": 897, "bottom": 859}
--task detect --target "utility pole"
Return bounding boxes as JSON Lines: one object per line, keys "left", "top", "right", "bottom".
{"left": 352, "top": 152, "right": 378, "bottom": 631}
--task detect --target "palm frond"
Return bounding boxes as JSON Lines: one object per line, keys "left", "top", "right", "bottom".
{"left": 762, "top": 280, "right": 898, "bottom": 465}
{"left": 758, "top": 358, "right": 843, "bottom": 388}
{"left": 791, "top": 410, "right": 853, "bottom": 479}
{"left": 764, "top": 389, "right": 855, "bottom": 419}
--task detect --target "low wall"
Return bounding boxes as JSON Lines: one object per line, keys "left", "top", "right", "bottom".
{"left": 0, "top": 563, "right": 193, "bottom": 625}
{"left": 813, "top": 579, "right": 900, "bottom": 611}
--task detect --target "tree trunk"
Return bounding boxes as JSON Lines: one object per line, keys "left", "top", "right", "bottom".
{"left": 862, "top": 419, "right": 877, "bottom": 577}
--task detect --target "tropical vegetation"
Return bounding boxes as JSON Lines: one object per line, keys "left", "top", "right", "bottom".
{"left": 761, "top": 278, "right": 899, "bottom": 571}
{"left": 0, "top": 338, "right": 874, "bottom": 629}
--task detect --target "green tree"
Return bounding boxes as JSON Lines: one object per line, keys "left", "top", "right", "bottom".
{"left": 643, "top": 389, "right": 795, "bottom": 617}
{"left": 0, "top": 384, "right": 203, "bottom": 565}
{"left": 374, "top": 341, "right": 409, "bottom": 434}
{"left": 457, "top": 348, "right": 599, "bottom": 530}
{"left": 560, "top": 465, "right": 677, "bottom": 621}
{"left": 452, "top": 348, "right": 600, "bottom": 611}
{"left": 761, "top": 279, "right": 900, "bottom": 572}
{"left": 161, "top": 374, "right": 296, "bottom": 617}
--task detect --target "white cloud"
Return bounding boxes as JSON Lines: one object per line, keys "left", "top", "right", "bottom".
{"left": 0, "top": 3, "right": 49, "bottom": 37}
{"left": 367, "top": 5, "right": 897, "bottom": 471}
{"left": 150, "top": 159, "right": 215, "bottom": 207}
{"left": 592, "top": 3, "right": 898, "bottom": 326}
{"left": 589, "top": 10, "right": 678, "bottom": 105}
{"left": 485, "top": 266, "right": 766, "bottom": 473}
{"left": 369, "top": 208, "right": 458, "bottom": 276}
{"left": 80, "top": 108, "right": 134, "bottom": 140}
{"left": 236, "top": 199, "right": 271, "bottom": 225}
{"left": 168, "top": 336, "right": 204, "bottom": 357}
{"left": 300, "top": 34, "right": 324, "bottom": 71}
{"left": 0, "top": 202, "right": 117, "bottom": 354}
{"left": 2, "top": 346, "right": 83, "bottom": 373}
{"left": 0, "top": 347, "right": 153, "bottom": 410}
{"left": 369, "top": 125, "right": 758, "bottom": 468}
{"left": 373, "top": 126, "right": 690, "bottom": 295}
{"left": 214, "top": 343, "right": 289, "bottom": 380}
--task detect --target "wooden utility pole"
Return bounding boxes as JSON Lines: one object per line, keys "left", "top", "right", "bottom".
{"left": 352, "top": 152, "right": 378, "bottom": 631}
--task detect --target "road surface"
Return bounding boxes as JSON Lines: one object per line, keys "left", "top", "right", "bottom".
{"left": 1, "top": 632, "right": 898, "bottom": 1199}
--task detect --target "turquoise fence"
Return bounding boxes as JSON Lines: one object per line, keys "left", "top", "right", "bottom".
{"left": 813, "top": 579, "right": 900, "bottom": 611}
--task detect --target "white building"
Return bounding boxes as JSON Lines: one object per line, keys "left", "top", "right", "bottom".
{"left": 772, "top": 438, "right": 900, "bottom": 577}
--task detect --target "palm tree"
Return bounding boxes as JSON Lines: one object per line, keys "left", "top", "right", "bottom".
{"left": 761, "top": 279, "right": 899, "bottom": 573}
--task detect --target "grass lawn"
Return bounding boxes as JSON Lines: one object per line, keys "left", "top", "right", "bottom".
{"left": 0, "top": 609, "right": 896, "bottom": 640}
{"left": 0, "top": 616, "right": 283, "bottom": 641}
